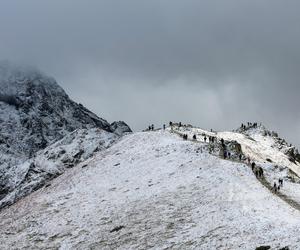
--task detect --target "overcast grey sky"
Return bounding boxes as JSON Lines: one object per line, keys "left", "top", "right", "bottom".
{"left": 0, "top": 1, "right": 300, "bottom": 147}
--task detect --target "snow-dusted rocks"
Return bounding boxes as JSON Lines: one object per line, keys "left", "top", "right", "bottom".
{"left": 110, "top": 121, "right": 132, "bottom": 136}
{"left": 174, "top": 124, "right": 300, "bottom": 177}
{"left": 0, "top": 62, "right": 111, "bottom": 160}
{"left": 0, "top": 62, "right": 131, "bottom": 208}
{"left": 0, "top": 128, "right": 118, "bottom": 209}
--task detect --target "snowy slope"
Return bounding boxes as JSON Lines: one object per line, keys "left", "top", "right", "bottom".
{"left": 0, "top": 131, "right": 298, "bottom": 249}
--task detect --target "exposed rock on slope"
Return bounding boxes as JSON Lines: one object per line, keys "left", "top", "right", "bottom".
{"left": 110, "top": 121, "right": 132, "bottom": 136}
{"left": 0, "top": 62, "right": 131, "bottom": 208}
{"left": 0, "top": 63, "right": 111, "bottom": 162}
{"left": 0, "top": 128, "right": 117, "bottom": 208}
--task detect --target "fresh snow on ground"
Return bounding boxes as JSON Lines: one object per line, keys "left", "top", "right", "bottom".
{"left": 0, "top": 130, "right": 299, "bottom": 249}
{"left": 173, "top": 125, "right": 300, "bottom": 209}
{"left": 0, "top": 128, "right": 118, "bottom": 209}
{"left": 173, "top": 125, "right": 300, "bottom": 177}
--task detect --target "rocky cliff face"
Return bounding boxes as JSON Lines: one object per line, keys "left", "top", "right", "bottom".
{"left": 0, "top": 128, "right": 118, "bottom": 208}
{"left": 0, "top": 62, "right": 131, "bottom": 208}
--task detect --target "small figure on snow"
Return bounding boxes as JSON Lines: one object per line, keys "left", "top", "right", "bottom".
{"left": 251, "top": 162, "right": 256, "bottom": 171}
{"left": 273, "top": 182, "right": 277, "bottom": 193}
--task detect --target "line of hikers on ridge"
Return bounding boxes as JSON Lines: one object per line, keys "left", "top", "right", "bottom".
{"left": 147, "top": 121, "right": 286, "bottom": 195}
{"left": 147, "top": 121, "right": 261, "bottom": 133}
{"left": 240, "top": 122, "right": 259, "bottom": 130}
{"left": 179, "top": 129, "right": 286, "bottom": 195}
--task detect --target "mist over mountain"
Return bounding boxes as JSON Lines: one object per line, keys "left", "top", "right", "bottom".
{"left": 0, "top": 62, "right": 131, "bottom": 207}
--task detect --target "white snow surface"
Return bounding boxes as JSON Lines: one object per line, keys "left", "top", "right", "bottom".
{"left": 0, "top": 131, "right": 300, "bottom": 249}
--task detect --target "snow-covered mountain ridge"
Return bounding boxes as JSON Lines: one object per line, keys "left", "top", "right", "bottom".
{"left": 0, "top": 130, "right": 298, "bottom": 249}
{"left": 0, "top": 62, "right": 131, "bottom": 209}
{"left": 172, "top": 123, "right": 300, "bottom": 178}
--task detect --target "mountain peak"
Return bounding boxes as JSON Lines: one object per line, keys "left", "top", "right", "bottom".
{"left": 0, "top": 62, "right": 131, "bottom": 193}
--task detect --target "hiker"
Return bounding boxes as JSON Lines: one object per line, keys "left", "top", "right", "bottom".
{"left": 179, "top": 122, "right": 182, "bottom": 127}
{"left": 193, "top": 134, "right": 197, "bottom": 140}
{"left": 273, "top": 182, "right": 277, "bottom": 193}
{"left": 239, "top": 154, "right": 242, "bottom": 161}
{"left": 220, "top": 138, "right": 224, "bottom": 145}
{"left": 163, "top": 124, "right": 166, "bottom": 130}
{"left": 151, "top": 124, "right": 154, "bottom": 131}
{"left": 251, "top": 162, "right": 256, "bottom": 171}
{"left": 224, "top": 151, "right": 227, "bottom": 159}
{"left": 279, "top": 178, "right": 283, "bottom": 187}
{"left": 228, "top": 152, "right": 231, "bottom": 159}
{"left": 259, "top": 167, "right": 263, "bottom": 177}
{"left": 169, "top": 121, "right": 173, "bottom": 127}
{"left": 204, "top": 136, "right": 207, "bottom": 142}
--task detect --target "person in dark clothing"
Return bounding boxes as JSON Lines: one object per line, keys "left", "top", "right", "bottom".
{"left": 273, "top": 182, "right": 277, "bottom": 193}
{"left": 259, "top": 167, "right": 263, "bottom": 177}
{"left": 220, "top": 138, "right": 224, "bottom": 145}
{"left": 169, "top": 121, "right": 173, "bottom": 126}
{"left": 224, "top": 151, "right": 227, "bottom": 159}
{"left": 193, "top": 134, "right": 197, "bottom": 140}
{"left": 251, "top": 162, "right": 256, "bottom": 171}
{"left": 279, "top": 178, "right": 283, "bottom": 187}
{"left": 228, "top": 152, "right": 231, "bottom": 159}
{"left": 204, "top": 136, "right": 207, "bottom": 142}
{"left": 151, "top": 124, "right": 154, "bottom": 131}
{"left": 163, "top": 124, "right": 166, "bottom": 130}
{"left": 239, "top": 154, "right": 242, "bottom": 161}
{"left": 179, "top": 122, "right": 182, "bottom": 127}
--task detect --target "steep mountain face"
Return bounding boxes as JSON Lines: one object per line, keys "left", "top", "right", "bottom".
{"left": 0, "top": 63, "right": 111, "bottom": 160}
{"left": 0, "top": 62, "right": 131, "bottom": 208}
{"left": 0, "top": 128, "right": 118, "bottom": 208}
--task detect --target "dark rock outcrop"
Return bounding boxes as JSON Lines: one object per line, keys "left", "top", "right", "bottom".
{"left": 110, "top": 121, "right": 132, "bottom": 136}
